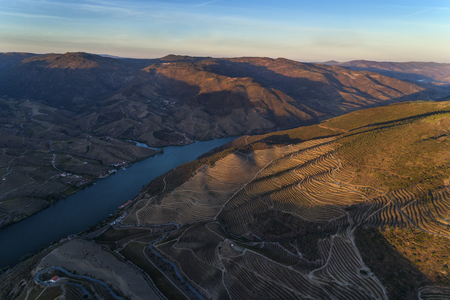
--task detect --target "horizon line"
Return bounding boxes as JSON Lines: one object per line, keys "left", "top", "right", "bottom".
{"left": 1, "top": 50, "right": 449, "bottom": 64}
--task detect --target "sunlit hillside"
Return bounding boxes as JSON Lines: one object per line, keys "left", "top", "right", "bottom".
{"left": 3, "top": 100, "right": 450, "bottom": 299}
{"left": 108, "top": 101, "right": 450, "bottom": 299}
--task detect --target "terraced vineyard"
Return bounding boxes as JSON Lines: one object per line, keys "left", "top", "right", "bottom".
{"left": 137, "top": 137, "right": 396, "bottom": 299}
{"left": 118, "top": 101, "right": 450, "bottom": 299}
{"left": 4, "top": 101, "right": 446, "bottom": 300}
{"left": 123, "top": 141, "right": 319, "bottom": 226}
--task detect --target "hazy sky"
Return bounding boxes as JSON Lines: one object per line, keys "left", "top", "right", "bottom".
{"left": 0, "top": 0, "right": 449, "bottom": 62}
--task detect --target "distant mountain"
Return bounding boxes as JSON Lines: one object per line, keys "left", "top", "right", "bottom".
{"left": 204, "top": 57, "right": 429, "bottom": 116}
{"left": 0, "top": 52, "right": 36, "bottom": 69}
{"left": 322, "top": 60, "right": 340, "bottom": 64}
{"left": 78, "top": 56, "right": 436, "bottom": 145}
{"left": 0, "top": 52, "right": 137, "bottom": 107}
{"left": 0, "top": 52, "right": 434, "bottom": 147}
{"left": 327, "top": 60, "right": 450, "bottom": 85}
{"left": 159, "top": 54, "right": 211, "bottom": 62}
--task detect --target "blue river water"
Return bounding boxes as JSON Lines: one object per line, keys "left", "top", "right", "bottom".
{"left": 0, "top": 137, "right": 235, "bottom": 269}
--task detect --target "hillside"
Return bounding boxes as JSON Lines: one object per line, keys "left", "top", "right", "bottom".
{"left": 116, "top": 100, "right": 450, "bottom": 299}
{"left": 124, "top": 101, "right": 450, "bottom": 299}
{"left": 0, "top": 53, "right": 435, "bottom": 136}
{"left": 0, "top": 97, "right": 158, "bottom": 228}
{"left": 0, "top": 52, "right": 137, "bottom": 107}
{"left": 327, "top": 60, "right": 450, "bottom": 86}
{"left": 1, "top": 52, "right": 443, "bottom": 227}
{"left": 4, "top": 100, "right": 450, "bottom": 299}
{"left": 0, "top": 52, "right": 431, "bottom": 143}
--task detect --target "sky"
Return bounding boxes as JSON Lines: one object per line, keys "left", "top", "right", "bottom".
{"left": 0, "top": 0, "right": 449, "bottom": 62}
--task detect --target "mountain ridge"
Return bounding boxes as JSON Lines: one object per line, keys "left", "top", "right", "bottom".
{"left": 325, "top": 59, "right": 450, "bottom": 85}
{"left": 0, "top": 52, "right": 447, "bottom": 228}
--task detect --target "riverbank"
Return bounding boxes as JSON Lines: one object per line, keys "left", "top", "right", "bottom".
{"left": 0, "top": 137, "right": 236, "bottom": 270}
{"left": 0, "top": 141, "right": 160, "bottom": 230}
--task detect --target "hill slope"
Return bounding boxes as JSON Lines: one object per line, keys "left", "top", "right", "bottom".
{"left": 0, "top": 52, "right": 137, "bottom": 107}
{"left": 0, "top": 52, "right": 433, "bottom": 143}
{"left": 327, "top": 60, "right": 450, "bottom": 86}
{"left": 114, "top": 100, "right": 450, "bottom": 299}
{"left": 0, "top": 52, "right": 445, "bottom": 226}
{"left": 3, "top": 100, "right": 450, "bottom": 299}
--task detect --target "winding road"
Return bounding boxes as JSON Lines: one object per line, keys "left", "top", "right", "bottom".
{"left": 145, "top": 223, "right": 206, "bottom": 300}
{"left": 35, "top": 266, "right": 124, "bottom": 300}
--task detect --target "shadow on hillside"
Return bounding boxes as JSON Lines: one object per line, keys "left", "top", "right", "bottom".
{"left": 336, "top": 109, "right": 450, "bottom": 141}
{"left": 145, "top": 71, "right": 317, "bottom": 127}
{"left": 344, "top": 66, "right": 436, "bottom": 83}
{"left": 0, "top": 62, "right": 135, "bottom": 109}
{"left": 208, "top": 60, "right": 438, "bottom": 116}
{"left": 209, "top": 60, "right": 347, "bottom": 111}
{"left": 147, "top": 71, "right": 255, "bottom": 116}
{"left": 191, "top": 90, "right": 254, "bottom": 116}
{"left": 260, "top": 133, "right": 338, "bottom": 145}
{"left": 354, "top": 227, "right": 432, "bottom": 299}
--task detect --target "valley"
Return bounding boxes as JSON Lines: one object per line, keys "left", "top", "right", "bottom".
{"left": 2, "top": 52, "right": 448, "bottom": 228}
{"left": 1, "top": 0, "right": 448, "bottom": 299}
{"left": 3, "top": 100, "right": 450, "bottom": 299}
{"left": 0, "top": 137, "right": 235, "bottom": 271}
{"left": 0, "top": 97, "right": 158, "bottom": 228}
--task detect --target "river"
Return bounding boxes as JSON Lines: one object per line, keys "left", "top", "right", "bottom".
{"left": 0, "top": 137, "right": 235, "bottom": 269}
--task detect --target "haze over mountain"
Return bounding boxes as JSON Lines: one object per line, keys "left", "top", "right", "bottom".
{"left": 324, "top": 60, "right": 450, "bottom": 86}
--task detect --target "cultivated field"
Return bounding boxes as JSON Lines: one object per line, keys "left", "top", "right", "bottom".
{"left": 120, "top": 102, "right": 450, "bottom": 299}
{"left": 140, "top": 137, "right": 391, "bottom": 299}
{"left": 5, "top": 100, "right": 450, "bottom": 300}
{"left": 123, "top": 142, "right": 313, "bottom": 226}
